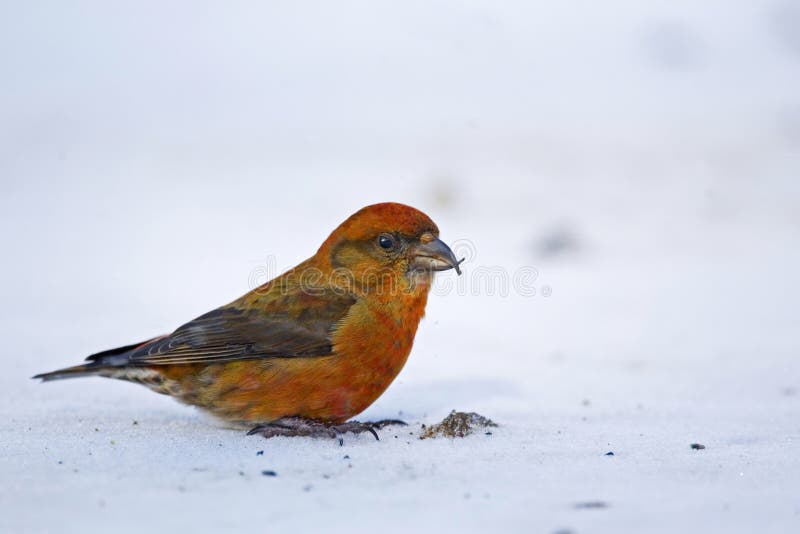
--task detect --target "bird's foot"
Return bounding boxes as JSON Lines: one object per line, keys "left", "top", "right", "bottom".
{"left": 247, "top": 418, "right": 407, "bottom": 441}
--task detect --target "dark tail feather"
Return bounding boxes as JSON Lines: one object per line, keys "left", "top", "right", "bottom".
{"left": 33, "top": 363, "right": 111, "bottom": 382}
{"left": 33, "top": 336, "right": 164, "bottom": 382}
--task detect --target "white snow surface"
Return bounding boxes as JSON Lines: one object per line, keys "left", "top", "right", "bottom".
{"left": 1, "top": 2, "right": 800, "bottom": 533}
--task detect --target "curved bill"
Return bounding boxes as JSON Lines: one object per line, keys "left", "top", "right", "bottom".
{"left": 410, "top": 237, "right": 464, "bottom": 275}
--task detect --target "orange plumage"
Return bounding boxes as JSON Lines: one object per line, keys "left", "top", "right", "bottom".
{"left": 35, "top": 203, "right": 462, "bottom": 437}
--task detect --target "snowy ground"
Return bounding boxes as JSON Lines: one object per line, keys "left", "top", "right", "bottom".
{"left": 2, "top": 2, "right": 800, "bottom": 533}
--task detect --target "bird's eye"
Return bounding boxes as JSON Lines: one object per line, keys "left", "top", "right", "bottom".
{"left": 378, "top": 234, "right": 395, "bottom": 250}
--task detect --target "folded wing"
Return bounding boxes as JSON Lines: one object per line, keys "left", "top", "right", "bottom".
{"left": 121, "top": 290, "right": 356, "bottom": 366}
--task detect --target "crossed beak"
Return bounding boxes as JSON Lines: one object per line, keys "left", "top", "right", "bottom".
{"left": 410, "top": 235, "right": 464, "bottom": 275}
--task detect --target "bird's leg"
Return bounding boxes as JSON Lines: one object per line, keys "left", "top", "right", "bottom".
{"left": 247, "top": 417, "right": 338, "bottom": 439}
{"left": 247, "top": 418, "right": 408, "bottom": 441}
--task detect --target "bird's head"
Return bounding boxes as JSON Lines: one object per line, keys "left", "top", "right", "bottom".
{"left": 318, "top": 202, "right": 463, "bottom": 294}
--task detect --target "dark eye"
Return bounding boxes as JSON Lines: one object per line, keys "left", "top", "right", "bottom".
{"left": 378, "top": 234, "right": 395, "bottom": 250}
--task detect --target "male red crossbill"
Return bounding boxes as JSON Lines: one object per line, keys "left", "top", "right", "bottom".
{"left": 35, "top": 202, "right": 462, "bottom": 439}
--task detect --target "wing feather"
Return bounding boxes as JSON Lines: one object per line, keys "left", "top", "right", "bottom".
{"left": 126, "top": 290, "right": 356, "bottom": 366}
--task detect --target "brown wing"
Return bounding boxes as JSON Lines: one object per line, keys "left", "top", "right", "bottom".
{"left": 124, "top": 289, "right": 356, "bottom": 366}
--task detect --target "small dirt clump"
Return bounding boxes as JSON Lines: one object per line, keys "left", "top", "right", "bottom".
{"left": 420, "top": 411, "right": 498, "bottom": 439}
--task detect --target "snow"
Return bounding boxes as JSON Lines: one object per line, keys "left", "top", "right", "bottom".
{"left": 2, "top": 1, "right": 800, "bottom": 533}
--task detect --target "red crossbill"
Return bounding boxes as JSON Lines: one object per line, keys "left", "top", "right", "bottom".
{"left": 35, "top": 202, "right": 462, "bottom": 439}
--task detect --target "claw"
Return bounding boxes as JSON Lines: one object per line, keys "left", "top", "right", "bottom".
{"left": 246, "top": 418, "right": 405, "bottom": 441}
{"left": 371, "top": 419, "right": 408, "bottom": 429}
{"left": 330, "top": 421, "right": 381, "bottom": 440}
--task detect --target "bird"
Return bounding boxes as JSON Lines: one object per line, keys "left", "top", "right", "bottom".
{"left": 34, "top": 202, "right": 463, "bottom": 440}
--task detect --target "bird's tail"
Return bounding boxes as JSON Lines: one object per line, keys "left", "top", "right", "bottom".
{"left": 33, "top": 336, "right": 163, "bottom": 382}
{"left": 33, "top": 363, "right": 110, "bottom": 382}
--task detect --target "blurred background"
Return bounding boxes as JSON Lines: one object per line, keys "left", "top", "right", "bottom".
{"left": 1, "top": 1, "right": 799, "bottom": 532}
{"left": 2, "top": 0, "right": 798, "bottom": 397}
